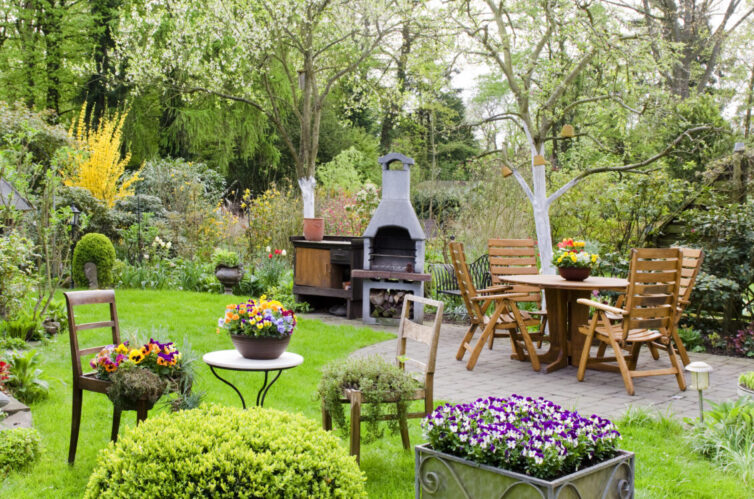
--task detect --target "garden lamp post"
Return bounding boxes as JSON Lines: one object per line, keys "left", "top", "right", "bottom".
{"left": 70, "top": 204, "right": 81, "bottom": 289}
{"left": 686, "top": 361, "right": 713, "bottom": 422}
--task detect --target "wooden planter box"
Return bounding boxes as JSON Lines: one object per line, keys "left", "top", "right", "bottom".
{"left": 415, "top": 444, "right": 634, "bottom": 499}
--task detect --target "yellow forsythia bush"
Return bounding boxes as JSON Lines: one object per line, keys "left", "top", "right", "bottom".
{"left": 65, "top": 105, "right": 141, "bottom": 208}
{"left": 84, "top": 405, "right": 367, "bottom": 498}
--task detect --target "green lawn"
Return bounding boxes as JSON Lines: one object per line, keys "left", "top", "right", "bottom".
{"left": 1, "top": 289, "right": 749, "bottom": 498}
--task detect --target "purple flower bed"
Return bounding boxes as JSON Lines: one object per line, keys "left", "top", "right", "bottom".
{"left": 422, "top": 395, "right": 621, "bottom": 480}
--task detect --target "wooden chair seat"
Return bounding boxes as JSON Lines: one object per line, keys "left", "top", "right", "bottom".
{"left": 587, "top": 326, "right": 663, "bottom": 343}
{"left": 77, "top": 372, "right": 112, "bottom": 393}
{"left": 322, "top": 295, "right": 443, "bottom": 464}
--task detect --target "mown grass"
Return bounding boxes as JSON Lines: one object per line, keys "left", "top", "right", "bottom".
{"left": 1, "top": 289, "right": 750, "bottom": 498}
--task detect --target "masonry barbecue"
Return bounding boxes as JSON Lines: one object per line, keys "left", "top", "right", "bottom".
{"left": 352, "top": 153, "right": 430, "bottom": 324}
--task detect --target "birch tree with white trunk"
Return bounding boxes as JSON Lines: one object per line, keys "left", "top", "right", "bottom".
{"left": 115, "top": 0, "right": 403, "bottom": 218}
{"left": 453, "top": 0, "right": 711, "bottom": 272}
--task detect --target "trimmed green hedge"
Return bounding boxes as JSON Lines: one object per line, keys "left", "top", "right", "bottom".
{"left": 0, "top": 427, "right": 41, "bottom": 476}
{"left": 84, "top": 405, "right": 367, "bottom": 498}
{"left": 73, "top": 233, "right": 116, "bottom": 288}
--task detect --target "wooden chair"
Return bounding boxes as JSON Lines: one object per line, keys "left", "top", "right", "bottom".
{"left": 603, "top": 248, "right": 704, "bottom": 366}
{"left": 449, "top": 241, "right": 543, "bottom": 372}
{"left": 65, "top": 290, "right": 147, "bottom": 464}
{"left": 321, "top": 295, "right": 443, "bottom": 464}
{"left": 487, "top": 238, "right": 547, "bottom": 348}
{"left": 576, "top": 248, "right": 687, "bottom": 396}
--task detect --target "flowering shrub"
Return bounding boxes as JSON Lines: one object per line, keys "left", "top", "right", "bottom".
{"left": 321, "top": 183, "right": 379, "bottom": 236}
{"left": 422, "top": 395, "right": 621, "bottom": 480}
{"left": 90, "top": 339, "right": 182, "bottom": 380}
{"left": 0, "top": 360, "right": 9, "bottom": 390}
{"left": 552, "top": 238, "right": 599, "bottom": 269}
{"left": 241, "top": 185, "right": 301, "bottom": 253}
{"left": 219, "top": 297, "right": 296, "bottom": 338}
{"left": 729, "top": 323, "right": 754, "bottom": 357}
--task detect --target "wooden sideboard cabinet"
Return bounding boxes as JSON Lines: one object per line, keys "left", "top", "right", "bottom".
{"left": 290, "top": 236, "right": 363, "bottom": 319}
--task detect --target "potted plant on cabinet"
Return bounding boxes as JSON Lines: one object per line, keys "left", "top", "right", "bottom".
{"left": 552, "top": 239, "right": 600, "bottom": 281}
{"left": 212, "top": 248, "right": 244, "bottom": 294}
{"left": 217, "top": 297, "right": 296, "bottom": 360}
{"left": 416, "top": 395, "right": 634, "bottom": 498}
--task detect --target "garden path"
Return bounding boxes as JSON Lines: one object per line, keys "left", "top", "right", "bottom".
{"left": 308, "top": 313, "right": 753, "bottom": 420}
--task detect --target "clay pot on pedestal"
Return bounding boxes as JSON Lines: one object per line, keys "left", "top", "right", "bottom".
{"left": 303, "top": 218, "right": 325, "bottom": 241}
{"left": 215, "top": 266, "right": 244, "bottom": 295}
{"left": 558, "top": 267, "right": 591, "bottom": 281}
{"left": 230, "top": 334, "right": 291, "bottom": 360}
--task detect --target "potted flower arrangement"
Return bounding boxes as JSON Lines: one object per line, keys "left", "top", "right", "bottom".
{"left": 218, "top": 296, "right": 296, "bottom": 360}
{"left": 90, "top": 339, "right": 193, "bottom": 411}
{"left": 416, "top": 395, "right": 634, "bottom": 498}
{"left": 212, "top": 248, "right": 244, "bottom": 294}
{"left": 738, "top": 371, "right": 754, "bottom": 398}
{"left": 552, "top": 238, "right": 600, "bottom": 281}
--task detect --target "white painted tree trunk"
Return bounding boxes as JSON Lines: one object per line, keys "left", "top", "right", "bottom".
{"left": 298, "top": 176, "right": 316, "bottom": 218}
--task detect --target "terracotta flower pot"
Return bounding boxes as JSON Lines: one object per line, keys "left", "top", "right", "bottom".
{"left": 303, "top": 217, "right": 325, "bottom": 241}
{"left": 230, "top": 334, "right": 291, "bottom": 360}
{"left": 558, "top": 267, "right": 591, "bottom": 281}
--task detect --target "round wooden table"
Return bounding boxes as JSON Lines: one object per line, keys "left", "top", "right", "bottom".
{"left": 203, "top": 350, "right": 304, "bottom": 408}
{"left": 499, "top": 275, "right": 628, "bottom": 373}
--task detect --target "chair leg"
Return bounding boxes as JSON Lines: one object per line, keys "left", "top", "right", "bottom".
{"left": 322, "top": 402, "right": 332, "bottom": 431}
{"left": 577, "top": 332, "right": 594, "bottom": 382}
{"left": 349, "top": 393, "right": 362, "bottom": 464}
{"left": 466, "top": 302, "right": 506, "bottom": 371}
{"left": 667, "top": 344, "right": 687, "bottom": 392}
{"left": 611, "top": 338, "right": 635, "bottom": 396}
{"left": 648, "top": 343, "right": 660, "bottom": 360}
{"left": 596, "top": 342, "right": 607, "bottom": 358}
{"left": 671, "top": 329, "right": 691, "bottom": 366}
{"left": 519, "top": 327, "right": 541, "bottom": 372}
{"left": 487, "top": 332, "right": 495, "bottom": 350}
{"left": 398, "top": 405, "right": 410, "bottom": 450}
{"left": 537, "top": 316, "right": 547, "bottom": 348}
{"left": 628, "top": 343, "right": 642, "bottom": 371}
{"left": 111, "top": 406, "right": 122, "bottom": 442}
{"left": 68, "top": 388, "right": 83, "bottom": 464}
{"left": 456, "top": 323, "right": 478, "bottom": 361}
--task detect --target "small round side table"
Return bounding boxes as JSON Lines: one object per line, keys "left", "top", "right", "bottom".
{"left": 203, "top": 350, "right": 304, "bottom": 408}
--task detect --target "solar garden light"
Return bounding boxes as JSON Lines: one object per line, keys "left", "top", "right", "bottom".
{"left": 686, "top": 361, "right": 713, "bottom": 422}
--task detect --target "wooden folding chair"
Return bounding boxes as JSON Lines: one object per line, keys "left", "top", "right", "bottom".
{"left": 449, "top": 241, "right": 542, "bottom": 371}
{"left": 488, "top": 238, "right": 547, "bottom": 348}
{"left": 321, "top": 295, "right": 443, "bottom": 464}
{"left": 576, "top": 248, "right": 687, "bottom": 396}
{"left": 64, "top": 290, "right": 147, "bottom": 464}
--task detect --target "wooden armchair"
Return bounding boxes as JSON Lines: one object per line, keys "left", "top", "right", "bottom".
{"left": 576, "top": 248, "right": 687, "bottom": 395}
{"left": 449, "top": 241, "right": 543, "bottom": 371}
{"left": 488, "top": 238, "right": 547, "bottom": 348}
{"left": 65, "top": 290, "right": 147, "bottom": 464}
{"left": 321, "top": 295, "right": 443, "bottom": 464}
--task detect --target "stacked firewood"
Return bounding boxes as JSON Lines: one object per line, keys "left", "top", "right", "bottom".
{"left": 369, "top": 290, "right": 413, "bottom": 318}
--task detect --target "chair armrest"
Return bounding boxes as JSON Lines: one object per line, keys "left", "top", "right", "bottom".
{"left": 576, "top": 298, "right": 626, "bottom": 316}
{"left": 679, "top": 299, "right": 691, "bottom": 307}
{"left": 470, "top": 292, "right": 528, "bottom": 302}
{"left": 477, "top": 285, "right": 511, "bottom": 294}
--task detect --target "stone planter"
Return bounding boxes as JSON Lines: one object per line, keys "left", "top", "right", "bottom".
{"left": 738, "top": 383, "right": 754, "bottom": 399}
{"left": 230, "top": 334, "right": 291, "bottom": 360}
{"left": 415, "top": 444, "right": 634, "bottom": 499}
{"left": 558, "top": 267, "right": 591, "bottom": 281}
{"left": 215, "top": 265, "right": 244, "bottom": 295}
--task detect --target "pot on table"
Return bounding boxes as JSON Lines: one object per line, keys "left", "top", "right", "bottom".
{"left": 302, "top": 217, "right": 324, "bottom": 241}
{"left": 230, "top": 334, "right": 291, "bottom": 360}
{"left": 558, "top": 267, "right": 591, "bottom": 281}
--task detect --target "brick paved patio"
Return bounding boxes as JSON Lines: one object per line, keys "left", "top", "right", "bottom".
{"left": 308, "top": 313, "right": 754, "bottom": 420}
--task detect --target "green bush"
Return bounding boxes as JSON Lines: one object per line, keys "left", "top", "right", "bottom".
{"left": 739, "top": 372, "right": 754, "bottom": 390}
{"left": 4, "top": 349, "right": 49, "bottom": 403}
{"left": 211, "top": 248, "right": 240, "bottom": 268}
{"left": 73, "top": 233, "right": 116, "bottom": 288}
{"left": 0, "top": 427, "right": 41, "bottom": 476}
{"left": 84, "top": 405, "right": 366, "bottom": 498}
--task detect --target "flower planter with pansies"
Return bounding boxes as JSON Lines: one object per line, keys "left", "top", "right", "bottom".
{"left": 415, "top": 395, "right": 634, "bottom": 499}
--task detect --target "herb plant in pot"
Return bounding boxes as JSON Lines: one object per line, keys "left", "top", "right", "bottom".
{"left": 552, "top": 238, "right": 600, "bottom": 281}
{"left": 218, "top": 297, "right": 296, "bottom": 360}
{"left": 212, "top": 248, "right": 244, "bottom": 294}
{"left": 417, "top": 395, "right": 633, "bottom": 498}
{"left": 738, "top": 371, "right": 754, "bottom": 398}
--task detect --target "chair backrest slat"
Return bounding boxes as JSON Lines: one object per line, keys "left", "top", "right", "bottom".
{"left": 65, "top": 290, "right": 121, "bottom": 379}
{"left": 448, "top": 242, "right": 484, "bottom": 322}
{"left": 488, "top": 238, "right": 542, "bottom": 303}
{"left": 677, "top": 247, "right": 704, "bottom": 307}
{"left": 396, "top": 294, "right": 443, "bottom": 383}
{"left": 623, "top": 248, "right": 682, "bottom": 336}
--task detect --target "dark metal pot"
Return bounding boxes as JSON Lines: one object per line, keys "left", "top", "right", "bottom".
{"left": 230, "top": 334, "right": 291, "bottom": 360}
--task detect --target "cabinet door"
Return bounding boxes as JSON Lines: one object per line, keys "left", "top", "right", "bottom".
{"left": 295, "top": 248, "right": 331, "bottom": 288}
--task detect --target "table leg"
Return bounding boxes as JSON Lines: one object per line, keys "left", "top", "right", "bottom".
{"left": 257, "top": 370, "right": 283, "bottom": 407}
{"left": 541, "top": 288, "right": 569, "bottom": 373}
{"left": 568, "top": 290, "right": 592, "bottom": 367}
{"left": 210, "top": 365, "right": 247, "bottom": 409}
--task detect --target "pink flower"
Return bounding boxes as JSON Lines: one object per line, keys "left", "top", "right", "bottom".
{"left": 268, "top": 253, "right": 273, "bottom": 259}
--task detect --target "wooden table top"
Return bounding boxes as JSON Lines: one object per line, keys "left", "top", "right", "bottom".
{"left": 500, "top": 274, "right": 628, "bottom": 291}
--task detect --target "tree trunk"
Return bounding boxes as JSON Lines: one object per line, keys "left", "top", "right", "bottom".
{"left": 530, "top": 144, "right": 554, "bottom": 274}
